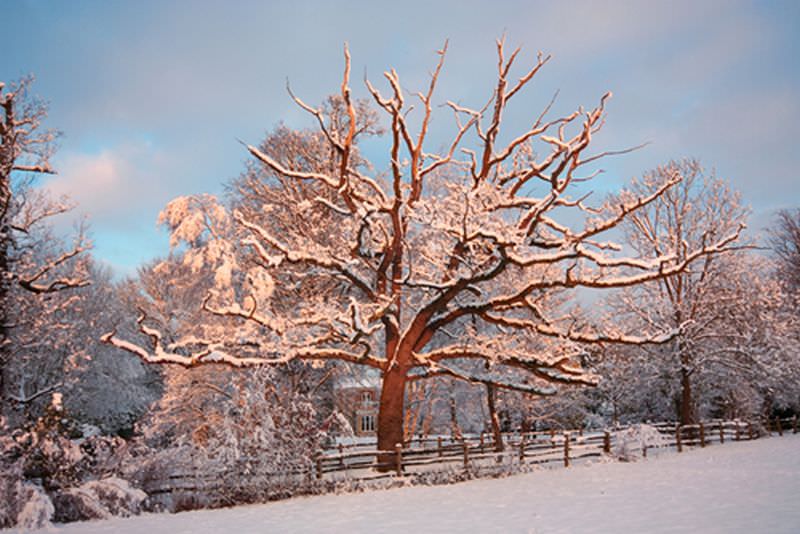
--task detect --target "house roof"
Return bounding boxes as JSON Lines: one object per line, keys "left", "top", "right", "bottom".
{"left": 333, "top": 370, "right": 382, "bottom": 390}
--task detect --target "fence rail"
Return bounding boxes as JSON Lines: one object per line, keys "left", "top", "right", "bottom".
{"left": 142, "top": 415, "right": 798, "bottom": 502}
{"left": 315, "top": 416, "right": 798, "bottom": 478}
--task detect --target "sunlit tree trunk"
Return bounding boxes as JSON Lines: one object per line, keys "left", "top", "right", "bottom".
{"left": 377, "top": 363, "right": 407, "bottom": 466}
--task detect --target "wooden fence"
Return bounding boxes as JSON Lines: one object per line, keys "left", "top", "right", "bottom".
{"left": 315, "top": 416, "right": 799, "bottom": 479}
{"left": 141, "top": 415, "right": 798, "bottom": 504}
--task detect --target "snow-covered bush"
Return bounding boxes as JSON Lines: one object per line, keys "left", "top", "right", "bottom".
{"left": 52, "top": 477, "right": 146, "bottom": 523}
{"left": 0, "top": 422, "right": 26, "bottom": 528}
{"left": 129, "top": 364, "right": 329, "bottom": 511}
{"left": 15, "top": 482, "right": 55, "bottom": 530}
{"left": 324, "top": 410, "right": 355, "bottom": 444}
{"left": 612, "top": 424, "right": 666, "bottom": 462}
{"left": 0, "top": 427, "right": 60, "bottom": 530}
{"left": 0, "top": 402, "right": 142, "bottom": 528}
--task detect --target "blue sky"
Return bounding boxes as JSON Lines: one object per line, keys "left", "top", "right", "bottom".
{"left": 4, "top": 0, "right": 799, "bottom": 276}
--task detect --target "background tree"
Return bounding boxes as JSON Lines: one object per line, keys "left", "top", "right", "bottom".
{"left": 105, "top": 41, "right": 744, "bottom": 457}
{"left": 586, "top": 342, "right": 675, "bottom": 425}
{"left": 612, "top": 160, "right": 790, "bottom": 424}
{"left": 55, "top": 263, "right": 161, "bottom": 434}
{"left": 771, "top": 209, "right": 800, "bottom": 298}
{"left": 601, "top": 250, "right": 796, "bottom": 424}
{"left": 765, "top": 208, "right": 800, "bottom": 415}
{"left": 1, "top": 78, "right": 89, "bottom": 415}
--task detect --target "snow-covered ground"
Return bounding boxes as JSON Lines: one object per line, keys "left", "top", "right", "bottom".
{"left": 29, "top": 435, "right": 800, "bottom": 533}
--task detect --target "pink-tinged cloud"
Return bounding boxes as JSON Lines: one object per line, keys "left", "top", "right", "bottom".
{"left": 44, "top": 142, "right": 170, "bottom": 228}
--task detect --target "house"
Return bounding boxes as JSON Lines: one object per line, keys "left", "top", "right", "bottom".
{"left": 333, "top": 373, "right": 381, "bottom": 436}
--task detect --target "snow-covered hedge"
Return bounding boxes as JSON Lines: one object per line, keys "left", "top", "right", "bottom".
{"left": 52, "top": 477, "right": 147, "bottom": 523}
{"left": 125, "top": 365, "right": 330, "bottom": 512}
{"left": 0, "top": 407, "right": 144, "bottom": 529}
{"left": 612, "top": 424, "right": 667, "bottom": 462}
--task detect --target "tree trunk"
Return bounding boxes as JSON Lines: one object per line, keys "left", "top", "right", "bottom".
{"left": 0, "top": 224, "right": 10, "bottom": 415}
{"left": 376, "top": 364, "right": 407, "bottom": 470}
{"left": 485, "top": 383, "right": 504, "bottom": 452}
{"left": 679, "top": 357, "right": 695, "bottom": 426}
{"left": 613, "top": 401, "right": 619, "bottom": 426}
{"left": 449, "top": 387, "right": 463, "bottom": 440}
{"left": 1, "top": 109, "right": 13, "bottom": 416}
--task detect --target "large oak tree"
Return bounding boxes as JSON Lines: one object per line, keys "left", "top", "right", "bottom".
{"left": 105, "top": 41, "right": 743, "bottom": 457}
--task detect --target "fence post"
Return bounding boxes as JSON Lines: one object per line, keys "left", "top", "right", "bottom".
{"left": 463, "top": 441, "right": 470, "bottom": 471}
{"left": 437, "top": 436, "right": 443, "bottom": 457}
{"left": 676, "top": 425, "right": 682, "bottom": 452}
{"left": 748, "top": 421, "right": 754, "bottom": 440}
{"left": 480, "top": 432, "right": 485, "bottom": 453}
{"left": 338, "top": 444, "right": 344, "bottom": 468}
{"left": 563, "top": 433, "right": 570, "bottom": 468}
{"left": 550, "top": 429, "right": 556, "bottom": 449}
{"left": 699, "top": 422, "right": 706, "bottom": 448}
{"left": 794, "top": 415, "right": 798, "bottom": 434}
{"left": 776, "top": 417, "right": 783, "bottom": 436}
{"left": 519, "top": 434, "right": 526, "bottom": 463}
{"left": 719, "top": 422, "right": 724, "bottom": 444}
{"left": 735, "top": 422, "right": 741, "bottom": 442}
{"left": 395, "top": 443, "right": 403, "bottom": 476}
{"left": 603, "top": 431, "right": 611, "bottom": 454}
{"left": 316, "top": 457, "right": 323, "bottom": 480}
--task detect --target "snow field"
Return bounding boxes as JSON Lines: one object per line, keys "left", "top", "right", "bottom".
{"left": 28, "top": 434, "right": 800, "bottom": 534}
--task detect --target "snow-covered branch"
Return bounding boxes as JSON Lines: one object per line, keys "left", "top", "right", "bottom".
{"left": 109, "top": 45, "right": 757, "bottom": 452}
{"left": 409, "top": 361, "right": 560, "bottom": 395}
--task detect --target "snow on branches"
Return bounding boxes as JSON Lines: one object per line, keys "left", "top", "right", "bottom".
{"left": 1, "top": 78, "right": 91, "bottom": 412}
{"left": 1, "top": 78, "right": 90, "bottom": 296}
{"left": 104, "top": 39, "right": 745, "bottom": 452}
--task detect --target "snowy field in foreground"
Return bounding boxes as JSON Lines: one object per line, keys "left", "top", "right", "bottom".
{"left": 28, "top": 434, "right": 800, "bottom": 534}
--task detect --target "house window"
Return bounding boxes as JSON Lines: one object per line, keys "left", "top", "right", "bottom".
{"left": 360, "top": 414, "right": 376, "bottom": 432}
{"left": 361, "top": 391, "right": 373, "bottom": 402}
